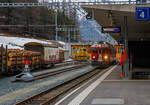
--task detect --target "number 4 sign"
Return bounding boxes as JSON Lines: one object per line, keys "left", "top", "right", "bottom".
{"left": 136, "top": 7, "right": 150, "bottom": 21}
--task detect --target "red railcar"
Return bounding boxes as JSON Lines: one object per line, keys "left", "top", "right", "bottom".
{"left": 90, "top": 42, "right": 116, "bottom": 67}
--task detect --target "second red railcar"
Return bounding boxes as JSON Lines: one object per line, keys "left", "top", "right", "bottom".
{"left": 90, "top": 42, "right": 116, "bottom": 67}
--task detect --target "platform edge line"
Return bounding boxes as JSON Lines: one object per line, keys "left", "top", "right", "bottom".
{"left": 68, "top": 65, "right": 117, "bottom": 105}
{"left": 54, "top": 66, "right": 114, "bottom": 105}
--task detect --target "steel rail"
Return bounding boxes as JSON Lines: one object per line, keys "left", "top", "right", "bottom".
{"left": 28, "top": 63, "right": 89, "bottom": 82}
{"left": 14, "top": 67, "right": 101, "bottom": 105}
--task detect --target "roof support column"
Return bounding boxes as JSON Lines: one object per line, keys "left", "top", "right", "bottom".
{"left": 124, "top": 16, "right": 129, "bottom": 79}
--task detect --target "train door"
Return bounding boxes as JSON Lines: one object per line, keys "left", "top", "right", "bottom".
{"left": 91, "top": 47, "right": 98, "bottom": 60}
{"left": 83, "top": 48, "right": 86, "bottom": 56}
{"left": 76, "top": 48, "right": 81, "bottom": 61}
{"left": 117, "top": 47, "right": 120, "bottom": 59}
{"left": 110, "top": 47, "right": 115, "bottom": 62}
{"left": 72, "top": 47, "right": 76, "bottom": 59}
{"left": 98, "top": 48, "right": 102, "bottom": 61}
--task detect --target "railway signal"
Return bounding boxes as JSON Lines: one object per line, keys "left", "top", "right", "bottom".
{"left": 11, "top": 60, "right": 34, "bottom": 82}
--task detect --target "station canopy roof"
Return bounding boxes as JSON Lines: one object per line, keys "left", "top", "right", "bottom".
{"left": 82, "top": 4, "right": 150, "bottom": 41}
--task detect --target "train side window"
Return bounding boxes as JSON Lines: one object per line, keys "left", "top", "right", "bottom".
{"left": 83, "top": 49, "right": 86, "bottom": 52}
{"left": 92, "top": 48, "right": 98, "bottom": 54}
{"left": 77, "top": 49, "right": 79, "bottom": 53}
{"left": 75, "top": 48, "right": 77, "bottom": 54}
{"left": 106, "top": 49, "right": 108, "bottom": 54}
{"left": 120, "top": 48, "right": 122, "bottom": 53}
{"left": 118, "top": 48, "right": 120, "bottom": 54}
{"left": 102, "top": 48, "right": 107, "bottom": 54}
{"left": 102, "top": 48, "right": 105, "bottom": 54}
{"left": 78, "top": 49, "right": 81, "bottom": 52}
{"left": 115, "top": 48, "right": 117, "bottom": 54}
{"left": 72, "top": 48, "right": 76, "bottom": 53}
{"left": 104, "top": 48, "right": 107, "bottom": 54}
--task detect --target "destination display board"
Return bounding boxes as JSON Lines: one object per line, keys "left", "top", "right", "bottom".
{"left": 136, "top": 7, "right": 150, "bottom": 21}
{"left": 102, "top": 27, "right": 121, "bottom": 33}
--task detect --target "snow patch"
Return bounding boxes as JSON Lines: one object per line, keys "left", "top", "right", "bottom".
{"left": 58, "top": 41, "right": 66, "bottom": 45}
{"left": 0, "top": 36, "right": 69, "bottom": 50}
{"left": 0, "top": 36, "right": 52, "bottom": 49}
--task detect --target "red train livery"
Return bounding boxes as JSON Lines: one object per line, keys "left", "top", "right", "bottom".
{"left": 90, "top": 42, "right": 116, "bottom": 67}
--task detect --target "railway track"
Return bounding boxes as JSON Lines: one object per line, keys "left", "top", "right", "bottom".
{"left": 31, "top": 63, "right": 89, "bottom": 82}
{"left": 14, "top": 67, "right": 104, "bottom": 105}
{"left": 54, "top": 61, "right": 86, "bottom": 68}
{"left": 10, "top": 61, "right": 89, "bottom": 82}
{"left": 0, "top": 61, "right": 85, "bottom": 78}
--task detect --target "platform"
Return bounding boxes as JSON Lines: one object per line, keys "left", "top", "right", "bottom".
{"left": 55, "top": 65, "right": 150, "bottom": 105}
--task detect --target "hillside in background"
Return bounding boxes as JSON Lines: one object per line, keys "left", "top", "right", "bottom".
{"left": 0, "top": 0, "right": 77, "bottom": 41}
{"left": 79, "top": 18, "right": 117, "bottom": 45}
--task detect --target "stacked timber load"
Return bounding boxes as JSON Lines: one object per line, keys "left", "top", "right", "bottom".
{"left": 20, "top": 50, "right": 32, "bottom": 65}
{"left": 20, "top": 50, "right": 41, "bottom": 69}
{"left": 7, "top": 49, "right": 41, "bottom": 72}
{"left": 30, "top": 51, "right": 41, "bottom": 66}
{"left": 7, "top": 49, "right": 23, "bottom": 71}
{"left": 23, "top": 50, "right": 41, "bottom": 69}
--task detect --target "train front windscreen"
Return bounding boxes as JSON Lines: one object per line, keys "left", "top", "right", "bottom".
{"left": 91, "top": 48, "right": 99, "bottom": 60}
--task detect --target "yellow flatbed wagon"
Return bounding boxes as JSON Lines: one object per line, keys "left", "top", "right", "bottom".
{"left": 71, "top": 44, "right": 91, "bottom": 61}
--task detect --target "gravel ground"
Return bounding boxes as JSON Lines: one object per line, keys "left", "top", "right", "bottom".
{"left": 0, "top": 65, "right": 96, "bottom": 105}
{"left": 0, "top": 64, "right": 78, "bottom": 97}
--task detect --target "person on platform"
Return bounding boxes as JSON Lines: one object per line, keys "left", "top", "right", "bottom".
{"left": 120, "top": 52, "right": 124, "bottom": 77}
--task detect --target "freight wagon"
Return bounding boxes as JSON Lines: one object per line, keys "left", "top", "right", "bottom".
{"left": 24, "top": 42, "right": 63, "bottom": 67}
{"left": 0, "top": 42, "right": 65, "bottom": 74}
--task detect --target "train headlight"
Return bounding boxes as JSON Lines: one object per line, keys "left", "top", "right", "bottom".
{"left": 104, "top": 55, "right": 108, "bottom": 59}
{"left": 93, "top": 56, "right": 95, "bottom": 59}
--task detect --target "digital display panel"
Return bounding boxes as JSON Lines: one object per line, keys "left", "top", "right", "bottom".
{"left": 102, "top": 27, "right": 121, "bottom": 33}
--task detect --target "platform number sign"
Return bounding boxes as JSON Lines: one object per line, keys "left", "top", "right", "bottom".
{"left": 136, "top": 7, "right": 150, "bottom": 21}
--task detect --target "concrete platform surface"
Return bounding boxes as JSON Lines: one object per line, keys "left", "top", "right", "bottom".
{"left": 55, "top": 65, "right": 150, "bottom": 105}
